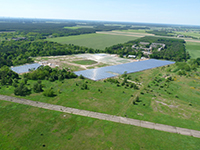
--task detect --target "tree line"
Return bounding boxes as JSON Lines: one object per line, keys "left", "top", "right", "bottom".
{"left": 0, "top": 22, "right": 133, "bottom": 41}
{"left": 0, "top": 65, "right": 77, "bottom": 96}
{"left": 105, "top": 36, "right": 189, "bottom": 61}
{"left": 0, "top": 40, "right": 103, "bottom": 67}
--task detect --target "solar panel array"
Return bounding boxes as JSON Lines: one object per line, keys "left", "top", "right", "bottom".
{"left": 74, "top": 59, "right": 175, "bottom": 81}
{"left": 11, "top": 63, "right": 42, "bottom": 74}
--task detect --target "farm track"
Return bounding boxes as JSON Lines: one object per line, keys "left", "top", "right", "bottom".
{"left": 96, "top": 31, "right": 145, "bottom": 37}
{"left": 185, "top": 40, "right": 200, "bottom": 43}
{"left": 1, "top": 95, "right": 200, "bottom": 138}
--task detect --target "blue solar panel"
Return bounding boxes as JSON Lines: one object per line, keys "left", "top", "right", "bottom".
{"left": 74, "top": 59, "right": 175, "bottom": 81}
{"left": 11, "top": 63, "right": 42, "bottom": 74}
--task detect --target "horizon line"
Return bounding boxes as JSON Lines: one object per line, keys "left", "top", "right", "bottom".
{"left": 0, "top": 16, "right": 200, "bottom": 27}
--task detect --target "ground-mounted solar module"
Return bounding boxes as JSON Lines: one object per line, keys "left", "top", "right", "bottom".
{"left": 11, "top": 63, "right": 42, "bottom": 74}
{"left": 74, "top": 59, "right": 175, "bottom": 81}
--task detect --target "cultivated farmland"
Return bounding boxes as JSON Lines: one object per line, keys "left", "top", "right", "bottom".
{"left": 47, "top": 33, "right": 140, "bottom": 50}
{"left": 186, "top": 42, "right": 200, "bottom": 59}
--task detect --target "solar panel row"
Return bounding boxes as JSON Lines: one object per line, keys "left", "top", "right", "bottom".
{"left": 11, "top": 63, "right": 42, "bottom": 74}
{"left": 74, "top": 59, "right": 175, "bottom": 81}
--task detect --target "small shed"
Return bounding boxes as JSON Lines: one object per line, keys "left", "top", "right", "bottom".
{"left": 140, "top": 42, "right": 150, "bottom": 45}
{"left": 128, "top": 55, "right": 136, "bottom": 58}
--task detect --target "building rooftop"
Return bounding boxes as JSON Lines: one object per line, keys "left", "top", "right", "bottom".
{"left": 140, "top": 42, "right": 150, "bottom": 45}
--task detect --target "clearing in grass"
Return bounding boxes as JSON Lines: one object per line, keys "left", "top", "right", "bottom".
{"left": 72, "top": 60, "right": 97, "bottom": 65}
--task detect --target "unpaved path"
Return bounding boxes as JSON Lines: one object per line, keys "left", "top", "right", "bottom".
{"left": 0, "top": 95, "right": 200, "bottom": 138}
{"left": 96, "top": 31, "right": 145, "bottom": 37}
{"left": 97, "top": 31, "right": 200, "bottom": 43}
{"left": 185, "top": 39, "right": 200, "bottom": 43}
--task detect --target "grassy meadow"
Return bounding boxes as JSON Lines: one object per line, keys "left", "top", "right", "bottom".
{"left": 47, "top": 33, "right": 139, "bottom": 50}
{"left": 0, "top": 64, "right": 200, "bottom": 131}
{"left": 72, "top": 60, "right": 97, "bottom": 65}
{"left": 118, "top": 29, "right": 151, "bottom": 33}
{"left": 64, "top": 26, "right": 82, "bottom": 29}
{"left": 0, "top": 37, "right": 5, "bottom": 42}
{"left": 1, "top": 101, "right": 200, "bottom": 150}
{"left": 186, "top": 42, "right": 200, "bottom": 59}
{"left": 175, "top": 31, "right": 200, "bottom": 39}
{"left": 64, "top": 26, "right": 94, "bottom": 29}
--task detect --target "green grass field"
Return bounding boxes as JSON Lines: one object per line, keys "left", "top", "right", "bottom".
{"left": 72, "top": 60, "right": 97, "bottom": 65}
{"left": 118, "top": 29, "right": 151, "bottom": 33}
{"left": 0, "top": 37, "right": 5, "bottom": 42}
{"left": 185, "top": 42, "right": 200, "bottom": 59}
{"left": 47, "top": 33, "right": 139, "bottom": 50}
{"left": 104, "top": 24, "right": 127, "bottom": 27}
{"left": 64, "top": 26, "right": 94, "bottom": 29}
{"left": 175, "top": 31, "right": 200, "bottom": 39}
{"left": 0, "top": 65, "right": 200, "bottom": 131}
{"left": 1, "top": 101, "right": 200, "bottom": 150}
{"left": 64, "top": 26, "right": 82, "bottom": 29}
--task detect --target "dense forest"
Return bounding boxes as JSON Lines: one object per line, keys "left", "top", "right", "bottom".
{"left": 0, "top": 40, "right": 102, "bottom": 67}
{"left": 105, "top": 36, "right": 189, "bottom": 61}
{"left": 0, "top": 22, "right": 132, "bottom": 40}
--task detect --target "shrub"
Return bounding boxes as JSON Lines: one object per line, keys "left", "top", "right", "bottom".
{"left": 80, "top": 74, "right": 84, "bottom": 79}
{"left": 81, "top": 83, "right": 89, "bottom": 90}
{"left": 130, "top": 83, "right": 139, "bottom": 90}
{"left": 43, "top": 87, "right": 56, "bottom": 97}
{"left": 122, "top": 71, "right": 127, "bottom": 78}
{"left": 133, "top": 100, "right": 137, "bottom": 105}
{"left": 14, "top": 83, "right": 31, "bottom": 96}
{"left": 33, "top": 80, "right": 43, "bottom": 93}
{"left": 136, "top": 96, "right": 140, "bottom": 102}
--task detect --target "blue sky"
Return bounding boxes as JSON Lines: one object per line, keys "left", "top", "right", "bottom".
{"left": 0, "top": 0, "right": 200, "bottom": 25}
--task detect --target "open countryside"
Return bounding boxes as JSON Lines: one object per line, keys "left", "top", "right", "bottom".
{"left": 47, "top": 33, "right": 140, "bottom": 50}
{"left": 48, "top": 30, "right": 200, "bottom": 58}
{"left": 186, "top": 42, "right": 200, "bottom": 59}
{"left": 1, "top": 100, "right": 200, "bottom": 149}
{"left": 1, "top": 12, "right": 200, "bottom": 150}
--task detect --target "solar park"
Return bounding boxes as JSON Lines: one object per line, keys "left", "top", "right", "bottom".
{"left": 11, "top": 63, "right": 41, "bottom": 74}
{"left": 10, "top": 59, "right": 175, "bottom": 81}
{"left": 74, "top": 59, "right": 175, "bottom": 81}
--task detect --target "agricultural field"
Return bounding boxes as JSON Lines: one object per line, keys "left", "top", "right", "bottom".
{"left": 64, "top": 26, "right": 82, "bottom": 29}
{"left": 118, "top": 29, "right": 151, "bottom": 33}
{"left": 185, "top": 42, "right": 200, "bottom": 59}
{"left": 47, "top": 33, "right": 139, "bottom": 50}
{"left": 104, "top": 24, "right": 127, "bottom": 27}
{"left": 1, "top": 101, "right": 200, "bottom": 150}
{"left": 97, "top": 31, "right": 154, "bottom": 37}
{"left": 175, "top": 31, "right": 200, "bottom": 39}
{"left": 64, "top": 26, "right": 94, "bottom": 29}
